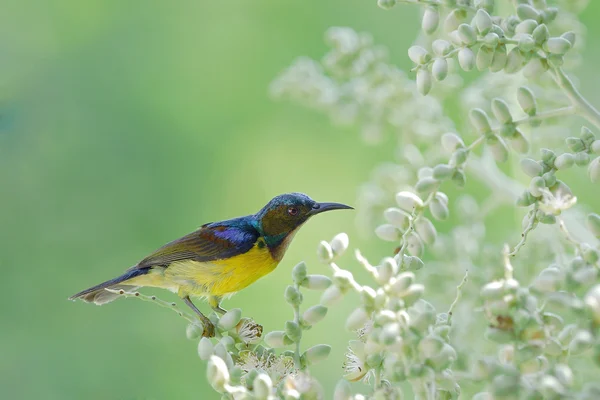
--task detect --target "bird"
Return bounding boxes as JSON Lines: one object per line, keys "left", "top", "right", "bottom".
{"left": 69, "top": 192, "right": 352, "bottom": 337}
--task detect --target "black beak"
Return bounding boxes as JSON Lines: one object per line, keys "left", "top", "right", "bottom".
{"left": 309, "top": 201, "right": 354, "bottom": 216}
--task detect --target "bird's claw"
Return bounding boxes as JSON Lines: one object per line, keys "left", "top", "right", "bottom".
{"left": 202, "top": 321, "right": 216, "bottom": 338}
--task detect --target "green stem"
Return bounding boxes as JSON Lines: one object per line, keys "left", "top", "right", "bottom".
{"left": 292, "top": 282, "right": 304, "bottom": 371}
{"left": 551, "top": 67, "right": 600, "bottom": 129}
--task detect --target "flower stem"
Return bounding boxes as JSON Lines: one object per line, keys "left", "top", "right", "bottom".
{"left": 551, "top": 67, "right": 600, "bottom": 129}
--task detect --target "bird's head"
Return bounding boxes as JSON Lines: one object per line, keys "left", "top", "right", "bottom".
{"left": 255, "top": 193, "right": 353, "bottom": 256}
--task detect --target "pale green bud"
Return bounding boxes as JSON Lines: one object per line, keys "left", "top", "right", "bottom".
{"left": 430, "top": 197, "right": 449, "bottom": 221}
{"left": 198, "top": 337, "right": 214, "bottom": 360}
{"left": 432, "top": 58, "right": 448, "bottom": 81}
{"left": 516, "top": 190, "right": 536, "bottom": 207}
{"left": 458, "top": 23, "right": 477, "bottom": 46}
{"left": 488, "top": 135, "right": 509, "bottom": 163}
{"left": 517, "top": 86, "right": 537, "bottom": 116}
{"left": 346, "top": 307, "right": 370, "bottom": 331}
{"left": 264, "top": 331, "right": 288, "bottom": 348}
{"left": 566, "top": 137, "right": 585, "bottom": 152}
{"left": 320, "top": 285, "right": 343, "bottom": 306}
{"left": 532, "top": 24, "right": 549, "bottom": 44}
{"left": 504, "top": 47, "right": 526, "bottom": 74}
{"left": 476, "top": 47, "right": 494, "bottom": 70}
{"left": 554, "top": 364, "right": 574, "bottom": 387}
{"left": 542, "top": 6, "right": 558, "bottom": 23}
{"left": 377, "top": 258, "right": 397, "bottom": 285}
{"left": 538, "top": 212, "right": 556, "bottom": 224}
{"left": 416, "top": 69, "right": 433, "bottom": 96}
{"left": 586, "top": 213, "right": 600, "bottom": 238}
{"left": 330, "top": 233, "right": 349, "bottom": 256}
{"left": 444, "top": 9, "right": 466, "bottom": 33}
{"left": 417, "top": 166, "right": 433, "bottom": 180}
{"left": 452, "top": 170, "right": 466, "bottom": 189}
{"left": 333, "top": 379, "right": 352, "bottom": 400}
{"left": 415, "top": 217, "right": 437, "bottom": 246}
{"left": 569, "top": 330, "right": 594, "bottom": 355}
{"left": 450, "top": 149, "right": 468, "bottom": 168}
{"left": 408, "top": 46, "right": 431, "bottom": 65}
{"left": 470, "top": 108, "right": 492, "bottom": 134}
{"left": 585, "top": 285, "right": 600, "bottom": 324}
{"left": 510, "top": 128, "right": 530, "bottom": 154}
{"left": 253, "top": 373, "right": 273, "bottom": 399}
{"left": 528, "top": 176, "right": 545, "bottom": 197}
{"left": 583, "top": 246, "right": 600, "bottom": 265}
{"left": 377, "top": 0, "right": 396, "bottom": 9}
{"left": 402, "top": 254, "right": 424, "bottom": 271}
{"left": 516, "top": 19, "right": 538, "bottom": 35}
{"left": 523, "top": 56, "right": 548, "bottom": 79}
{"left": 554, "top": 153, "right": 575, "bottom": 170}
{"left": 213, "top": 342, "right": 233, "bottom": 371}
{"left": 375, "top": 224, "right": 400, "bottom": 242}
{"left": 218, "top": 308, "right": 242, "bottom": 331}
{"left": 547, "top": 54, "right": 564, "bottom": 68}
{"left": 284, "top": 285, "right": 303, "bottom": 306}
{"left": 391, "top": 271, "right": 415, "bottom": 293}
{"left": 575, "top": 152, "right": 590, "bottom": 167}
{"left": 589, "top": 157, "right": 600, "bottom": 183}
{"left": 429, "top": 344, "right": 457, "bottom": 371}
{"left": 491, "top": 98, "right": 512, "bottom": 124}
{"left": 291, "top": 262, "right": 308, "bottom": 285}
{"left": 317, "top": 240, "right": 334, "bottom": 262}
{"left": 593, "top": 140, "right": 600, "bottom": 154}
{"left": 544, "top": 37, "right": 572, "bottom": 55}
{"left": 561, "top": 31, "right": 576, "bottom": 46}
{"left": 517, "top": 4, "right": 541, "bottom": 22}
{"left": 415, "top": 177, "right": 439, "bottom": 194}
{"left": 422, "top": 7, "right": 440, "bottom": 35}
{"left": 402, "top": 284, "right": 425, "bottom": 306}
{"left": 532, "top": 266, "right": 563, "bottom": 293}
{"left": 285, "top": 320, "right": 302, "bottom": 342}
{"left": 301, "top": 274, "right": 332, "bottom": 290}
{"left": 380, "top": 322, "right": 400, "bottom": 345}
{"left": 448, "top": 30, "right": 462, "bottom": 46}
{"left": 481, "top": 281, "right": 504, "bottom": 300}
{"left": 432, "top": 39, "right": 453, "bottom": 57}
{"left": 383, "top": 207, "right": 409, "bottom": 230}
{"left": 539, "top": 376, "right": 565, "bottom": 399}
{"left": 302, "top": 344, "right": 331, "bottom": 366}
{"left": 418, "top": 335, "right": 445, "bottom": 358}
{"left": 474, "top": 10, "right": 492, "bottom": 35}
{"left": 518, "top": 34, "right": 536, "bottom": 53}
{"left": 541, "top": 148, "right": 556, "bottom": 163}
{"left": 432, "top": 164, "right": 453, "bottom": 181}
{"left": 187, "top": 322, "right": 203, "bottom": 340}
{"left": 406, "top": 232, "right": 424, "bottom": 257}
{"left": 302, "top": 305, "right": 328, "bottom": 326}
{"left": 489, "top": 45, "right": 508, "bottom": 72}
{"left": 396, "top": 191, "right": 424, "bottom": 212}
{"left": 441, "top": 132, "right": 465, "bottom": 153}
{"left": 455, "top": 47, "right": 475, "bottom": 72}
{"left": 482, "top": 32, "right": 499, "bottom": 48}
{"left": 207, "top": 355, "right": 230, "bottom": 392}
{"left": 520, "top": 158, "right": 542, "bottom": 177}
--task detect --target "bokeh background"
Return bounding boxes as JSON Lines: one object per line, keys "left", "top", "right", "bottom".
{"left": 1, "top": 1, "right": 600, "bottom": 399}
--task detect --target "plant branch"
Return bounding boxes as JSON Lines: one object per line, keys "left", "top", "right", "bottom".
{"left": 551, "top": 67, "right": 600, "bottom": 129}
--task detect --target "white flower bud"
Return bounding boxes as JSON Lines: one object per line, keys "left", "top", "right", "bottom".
{"left": 264, "top": 331, "right": 288, "bottom": 348}
{"left": 554, "top": 153, "right": 575, "bottom": 170}
{"left": 284, "top": 285, "right": 303, "bottom": 306}
{"left": 396, "top": 191, "right": 424, "bottom": 212}
{"left": 544, "top": 37, "right": 572, "bottom": 55}
{"left": 517, "top": 86, "right": 537, "bottom": 116}
{"left": 470, "top": 108, "right": 492, "bottom": 134}
{"left": 303, "top": 305, "right": 328, "bottom": 325}
{"left": 568, "top": 330, "right": 593, "bottom": 355}
{"left": 253, "top": 373, "right": 273, "bottom": 399}
{"left": 532, "top": 23, "right": 549, "bottom": 44}
{"left": 317, "top": 240, "right": 334, "bottom": 262}
{"left": 589, "top": 156, "right": 600, "bottom": 183}
{"left": 554, "top": 364, "right": 574, "bottom": 387}
{"left": 488, "top": 135, "right": 509, "bottom": 163}
{"left": 504, "top": 47, "right": 526, "bottom": 74}
{"left": 408, "top": 46, "right": 431, "bottom": 64}
{"left": 198, "top": 337, "right": 214, "bottom": 360}
{"left": 585, "top": 285, "right": 600, "bottom": 324}
{"left": 432, "top": 39, "right": 452, "bottom": 56}
{"left": 491, "top": 98, "right": 512, "bottom": 124}
{"left": 416, "top": 69, "right": 433, "bottom": 95}
{"left": 458, "top": 47, "right": 475, "bottom": 71}
{"left": 346, "top": 307, "right": 370, "bottom": 331}
{"left": 330, "top": 233, "right": 350, "bottom": 256}
{"left": 517, "top": 4, "right": 541, "bottom": 22}
{"left": 415, "top": 217, "right": 437, "bottom": 245}
{"left": 523, "top": 57, "right": 548, "bottom": 79}
{"left": 441, "top": 132, "right": 465, "bottom": 153}
{"left": 518, "top": 34, "right": 536, "bottom": 53}
{"left": 391, "top": 271, "right": 415, "bottom": 294}
{"left": 458, "top": 23, "right": 477, "bottom": 46}
{"left": 476, "top": 47, "right": 494, "bottom": 70}
{"left": 333, "top": 379, "right": 352, "bottom": 400}
{"left": 186, "top": 323, "right": 203, "bottom": 340}
{"left": 489, "top": 45, "right": 508, "bottom": 72}
{"left": 430, "top": 197, "right": 449, "bottom": 221}
{"left": 586, "top": 213, "right": 600, "bottom": 238}
{"left": 520, "top": 158, "right": 542, "bottom": 177}
{"left": 377, "top": 0, "right": 396, "bottom": 10}
{"left": 432, "top": 58, "right": 448, "bottom": 81}
{"left": 561, "top": 31, "right": 576, "bottom": 46}
{"left": 422, "top": 7, "right": 440, "bottom": 35}
{"left": 285, "top": 320, "right": 302, "bottom": 342}
{"left": 207, "top": 355, "right": 230, "bottom": 392}
{"left": 510, "top": 128, "right": 530, "bottom": 154}
{"left": 377, "top": 257, "right": 397, "bottom": 285}
{"left": 474, "top": 9, "right": 492, "bottom": 35}
{"left": 415, "top": 177, "right": 439, "bottom": 194}
{"left": 444, "top": 9, "right": 466, "bottom": 33}
{"left": 406, "top": 232, "right": 424, "bottom": 257}
{"left": 321, "top": 285, "right": 343, "bottom": 306}
{"left": 301, "top": 274, "right": 332, "bottom": 290}
{"left": 303, "top": 344, "right": 331, "bottom": 365}
{"left": 401, "top": 284, "right": 425, "bottom": 306}
{"left": 383, "top": 207, "right": 410, "bottom": 229}
{"left": 516, "top": 19, "right": 538, "bottom": 35}
{"left": 292, "top": 261, "right": 307, "bottom": 283}
{"left": 375, "top": 224, "right": 400, "bottom": 242}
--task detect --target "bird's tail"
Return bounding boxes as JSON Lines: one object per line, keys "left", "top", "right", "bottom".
{"left": 69, "top": 269, "right": 147, "bottom": 305}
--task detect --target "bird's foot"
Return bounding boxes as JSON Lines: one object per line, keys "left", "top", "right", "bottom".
{"left": 202, "top": 320, "right": 216, "bottom": 338}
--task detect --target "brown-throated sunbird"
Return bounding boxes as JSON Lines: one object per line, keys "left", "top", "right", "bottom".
{"left": 70, "top": 193, "right": 352, "bottom": 337}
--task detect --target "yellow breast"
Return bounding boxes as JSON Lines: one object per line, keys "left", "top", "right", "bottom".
{"left": 162, "top": 239, "right": 279, "bottom": 297}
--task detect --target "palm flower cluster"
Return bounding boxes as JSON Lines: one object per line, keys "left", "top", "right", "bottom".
{"left": 123, "top": 0, "right": 600, "bottom": 398}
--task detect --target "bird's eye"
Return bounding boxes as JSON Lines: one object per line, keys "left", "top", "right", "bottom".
{"left": 287, "top": 207, "right": 299, "bottom": 216}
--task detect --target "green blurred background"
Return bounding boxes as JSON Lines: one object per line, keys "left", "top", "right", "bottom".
{"left": 1, "top": 1, "right": 599, "bottom": 399}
